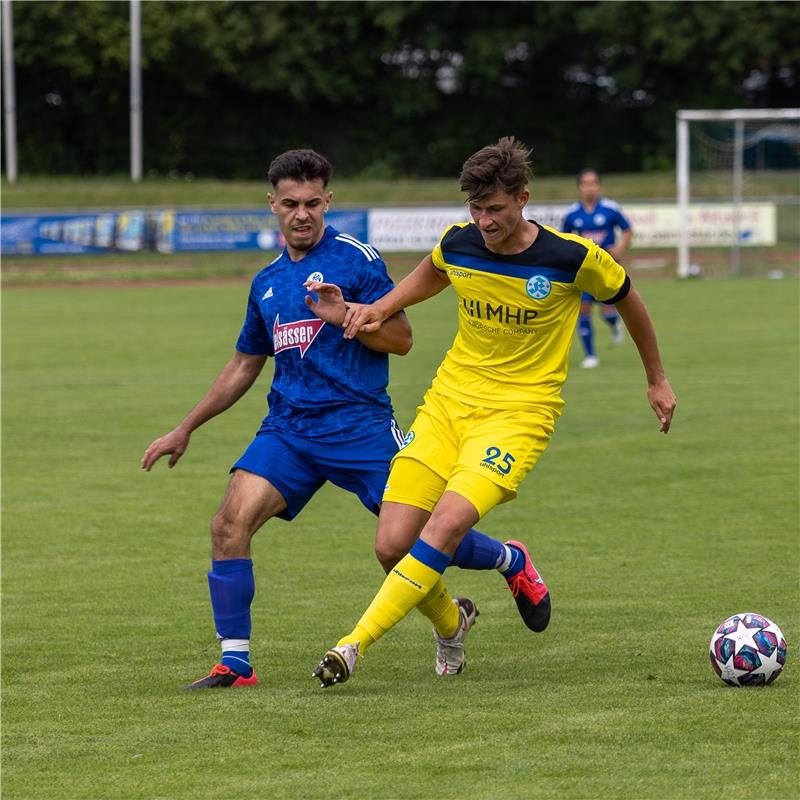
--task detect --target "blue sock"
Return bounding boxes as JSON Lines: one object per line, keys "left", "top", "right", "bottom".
{"left": 208, "top": 558, "right": 254, "bottom": 677}
{"left": 452, "top": 529, "right": 507, "bottom": 570}
{"left": 221, "top": 648, "right": 252, "bottom": 676}
{"left": 602, "top": 310, "right": 620, "bottom": 328}
{"left": 500, "top": 544, "right": 525, "bottom": 578}
{"left": 578, "top": 313, "right": 595, "bottom": 357}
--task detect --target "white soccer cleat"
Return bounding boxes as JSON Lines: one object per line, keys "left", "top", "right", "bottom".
{"left": 434, "top": 598, "right": 479, "bottom": 676}
{"left": 580, "top": 355, "right": 600, "bottom": 369}
{"left": 313, "top": 642, "right": 359, "bottom": 688}
{"left": 611, "top": 320, "right": 625, "bottom": 346}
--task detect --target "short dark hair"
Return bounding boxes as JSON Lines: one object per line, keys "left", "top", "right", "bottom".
{"left": 578, "top": 167, "right": 600, "bottom": 183}
{"left": 267, "top": 149, "right": 332, "bottom": 188}
{"left": 459, "top": 136, "right": 532, "bottom": 201}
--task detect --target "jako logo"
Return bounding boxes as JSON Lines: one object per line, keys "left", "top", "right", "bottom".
{"left": 273, "top": 314, "right": 325, "bottom": 357}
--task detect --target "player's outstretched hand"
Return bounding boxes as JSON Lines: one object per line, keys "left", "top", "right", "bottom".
{"left": 141, "top": 428, "right": 191, "bottom": 471}
{"left": 647, "top": 378, "right": 677, "bottom": 434}
{"left": 304, "top": 281, "right": 354, "bottom": 328}
{"left": 341, "top": 303, "right": 387, "bottom": 339}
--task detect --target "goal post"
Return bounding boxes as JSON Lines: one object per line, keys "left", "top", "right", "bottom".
{"left": 676, "top": 108, "right": 800, "bottom": 278}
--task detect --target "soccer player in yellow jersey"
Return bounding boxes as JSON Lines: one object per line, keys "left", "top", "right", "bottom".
{"left": 310, "top": 137, "right": 677, "bottom": 687}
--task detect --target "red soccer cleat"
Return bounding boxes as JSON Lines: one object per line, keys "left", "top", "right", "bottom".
{"left": 182, "top": 663, "right": 259, "bottom": 690}
{"left": 504, "top": 540, "right": 551, "bottom": 633}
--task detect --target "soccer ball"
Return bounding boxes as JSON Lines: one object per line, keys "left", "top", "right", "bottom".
{"left": 709, "top": 612, "right": 787, "bottom": 686}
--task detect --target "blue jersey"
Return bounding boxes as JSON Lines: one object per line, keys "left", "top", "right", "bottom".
{"left": 236, "top": 226, "right": 396, "bottom": 442}
{"left": 561, "top": 198, "right": 631, "bottom": 250}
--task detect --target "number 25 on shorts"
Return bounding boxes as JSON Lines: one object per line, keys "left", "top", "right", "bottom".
{"left": 482, "top": 446, "right": 516, "bottom": 475}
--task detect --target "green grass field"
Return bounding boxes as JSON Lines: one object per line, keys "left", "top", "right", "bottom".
{"left": 2, "top": 277, "right": 798, "bottom": 799}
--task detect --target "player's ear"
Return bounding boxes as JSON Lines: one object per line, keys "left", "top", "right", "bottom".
{"left": 517, "top": 189, "right": 529, "bottom": 208}
{"left": 267, "top": 193, "right": 275, "bottom": 211}
{"left": 324, "top": 191, "right": 333, "bottom": 211}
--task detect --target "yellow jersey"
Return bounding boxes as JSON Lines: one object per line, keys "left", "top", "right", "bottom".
{"left": 430, "top": 220, "right": 630, "bottom": 413}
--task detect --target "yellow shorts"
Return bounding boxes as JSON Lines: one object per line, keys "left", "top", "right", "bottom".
{"left": 383, "top": 387, "right": 557, "bottom": 519}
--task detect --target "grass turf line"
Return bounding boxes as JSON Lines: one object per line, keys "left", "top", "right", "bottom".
{"left": 3, "top": 171, "right": 799, "bottom": 208}
{"left": 2, "top": 278, "right": 798, "bottom": 799}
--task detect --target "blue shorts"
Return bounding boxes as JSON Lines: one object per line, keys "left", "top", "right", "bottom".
{"left": 581, "top": 291, "right": 597, "bottom": 303}
{"left": 231, "top": 420, "right": 405, "bottom": 521}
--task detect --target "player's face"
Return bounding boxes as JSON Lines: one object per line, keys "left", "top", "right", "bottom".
{"left": 268, "top": 178, "right": 332, "bottom": 255}
{"left": 578, "top": 172, "right": 601, "bottom": 204}
{"left": 468, "top": 188, "right": 529, "bottom": 252}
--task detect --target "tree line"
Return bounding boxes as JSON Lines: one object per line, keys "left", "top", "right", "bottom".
{"left": 4, "top": 0, "right": 798, "bottom": 179}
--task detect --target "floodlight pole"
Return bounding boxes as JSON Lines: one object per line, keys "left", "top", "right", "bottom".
{"left": 130, "top": 0, "right": 142, "bottom": 181}
{"left": 731, "top": 119, "right": 744, "bottom": 277}
{"left": 2, "top": 0, "right": 18, "bottom": 183}
{"left": 676, "top": 114, "right": 690, "bottom": 278}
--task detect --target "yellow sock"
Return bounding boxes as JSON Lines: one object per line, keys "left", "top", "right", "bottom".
{"left": 416, "top": 578, "right": 460, "bottom": 639}
{"left": 336, "top": 549, "right": 450, "bottom": 652}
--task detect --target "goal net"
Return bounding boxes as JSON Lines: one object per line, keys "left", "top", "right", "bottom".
{"left": 676, "top": 109, "right": 800, "bottom": 278}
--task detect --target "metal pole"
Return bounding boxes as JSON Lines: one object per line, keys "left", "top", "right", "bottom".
{"left": 130, "top": 0, "right": 142, "bottom": 181}
{"left": 731, "top": 119, "right": 744, "bottom": 276}
{"left": 676, "top": 114, "right": 690, "bottom": 278}
{"left": 2, "top": 0, "right": 18, "bottom": 183}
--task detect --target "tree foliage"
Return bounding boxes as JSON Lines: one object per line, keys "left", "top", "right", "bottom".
{"left": 4, "top": 0, "right": 798, "bottom": 177}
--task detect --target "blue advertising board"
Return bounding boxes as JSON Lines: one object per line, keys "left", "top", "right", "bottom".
{"left": 0, "top": 212, "right": 144, "bottom": 256}
{"left": 1, "top": 209, "right": 369, "bottom": 256}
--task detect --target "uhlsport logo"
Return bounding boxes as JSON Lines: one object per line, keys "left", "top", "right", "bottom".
{"left": 273, "top": 314, "right": 325, "bottom": 357}
{"left": 400, "top": 431, "right": 415, "bottom": 449}
{"left": 526, "top": 275, "right": 551, "bottom": 300}
{"left": 307, "top": 271, "right": 324, "bottom": 284}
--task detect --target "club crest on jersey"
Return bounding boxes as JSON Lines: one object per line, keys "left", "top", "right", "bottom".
{"left": 526, "top": 275, "right": 551, "bottom": 300}
{"left": 273, "top": 314, "right": 325, "bottom": 357}
{"left": 307, "top": 271, "right": 324, "bottom": 284}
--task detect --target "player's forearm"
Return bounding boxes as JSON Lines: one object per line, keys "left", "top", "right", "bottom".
{"left": 355, "top": 311, "right": 413, "bottom": 355}
{"left": 178, "top": 353, "right": 266, "bottom": 433}
{"left": 616, "top": 289, "right": 666, "bottom": 384}
{"left": 374, "top": 256, "right": 449, "bottom": 319}
{"left": 609, "top": 230, "right": 633, "bottom": 262}
{"left": 617, "top": 229, "right": 633, "bottom": 257}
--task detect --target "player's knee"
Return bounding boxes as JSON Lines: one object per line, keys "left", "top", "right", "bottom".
{"left": 374, "top": 517, "right": 421, "bottom": 570}
{"left": 210, "top": 510, "right": 250, "bottom": 555}
{"left": 422, "top": 514, "right": 469, "bottom": 552}
{"left": 374, "top": 537, "right": 405, "bottom": 571}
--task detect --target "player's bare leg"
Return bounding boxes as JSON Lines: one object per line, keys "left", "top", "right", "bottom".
{"left": 373, "top": 502, "right": 430, "bottom": 570}
{"left": 184, "top": 470, "right": 287, "bottom": 689}
{"left": 210, "top": 469, "right": 286, "bottom": 559}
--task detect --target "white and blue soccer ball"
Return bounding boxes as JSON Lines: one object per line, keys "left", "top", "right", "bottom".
{"left": 709, "top": 612, "right": 787, "bottom": 686}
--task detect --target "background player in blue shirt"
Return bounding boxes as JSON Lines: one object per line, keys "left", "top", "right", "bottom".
{"left": 562, "top": 169, "right": 633, "bottom": 368}
{"left": 141, "top": 149, "right": 550, "bottom": 689}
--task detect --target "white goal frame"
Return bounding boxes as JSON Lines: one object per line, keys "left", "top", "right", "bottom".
{"left": 676, "top": 108, "right": 800, "bottom": 278}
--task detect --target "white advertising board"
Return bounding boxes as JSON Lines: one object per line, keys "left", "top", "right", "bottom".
{"left": 624, "top": 203, "right": 776, "bottom": 247}
{"left": 368, "top": 203, "right": 776, "bottom": 252}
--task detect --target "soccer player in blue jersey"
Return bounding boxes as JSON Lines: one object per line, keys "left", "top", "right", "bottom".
{"left": 141, "top": 149, "right": 552, "bottom": 689}
{"left": 312, "top": 138, "right": 675, "bottom": 688}
{"left": 562, "top": 169, "right": 633, "bottom": 368}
